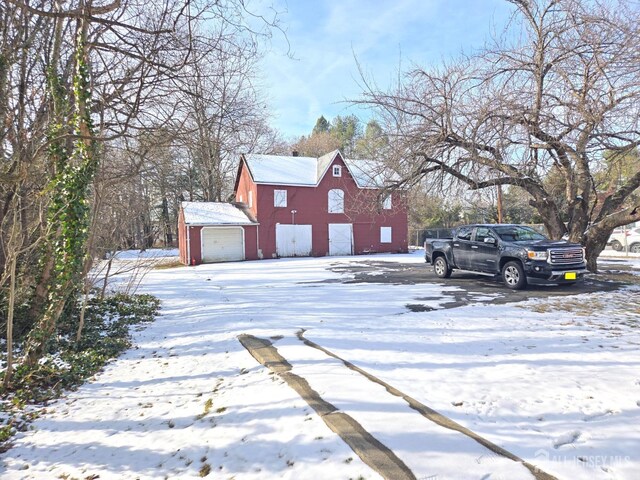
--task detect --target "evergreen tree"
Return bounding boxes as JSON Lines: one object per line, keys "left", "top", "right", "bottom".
{"left": 312, "top": 116, "right": 330, "bottom": 135}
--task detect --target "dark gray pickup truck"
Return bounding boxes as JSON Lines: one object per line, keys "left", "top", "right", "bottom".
{"left": 424, "top": 224, "right": 587, "bottom": 289}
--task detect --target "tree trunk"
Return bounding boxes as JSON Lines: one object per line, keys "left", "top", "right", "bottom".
{"left": 2, "top": 254, "right": 17, "bottom": 388}
{"left": 28, "top": 250, "right": 55, "bottom": 321}
{"left": 584, "top": 225, "right": 618, "bottom": 273}
{"left": 585, "top": 241, "right": 607, "bottom": 273}
{"left": 76, "top": 284, "right": 89, "bottom": 342}
{"left": 161, "top": 197, "right": 173, "bottom": 246}
{"left": 530, "top": 198, "right": 567, "bottom": 239}
{"left": 100, "top": 256, "right": 113, "bottom": 300}
{"left": 23, "top": 280, "right": 71, "bottom": 366}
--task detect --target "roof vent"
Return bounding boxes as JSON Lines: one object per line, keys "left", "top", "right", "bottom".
{"left": 292, "top": 150, "right": 299, "bottom": 157}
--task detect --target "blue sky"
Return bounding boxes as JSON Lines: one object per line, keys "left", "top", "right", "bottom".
{"left": 259, "top": 0, "right": 514, "bottom": 139}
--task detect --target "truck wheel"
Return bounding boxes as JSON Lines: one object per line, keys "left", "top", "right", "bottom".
{"left": 610, "top": 240, "right": 622, "bottom": 251}
{"left": 502, "top": 261, "right": 527, "bottom": 290}
{"left": 433, "top": 257, "right": 452, "bottom": 278}
{"left": 630, "top": 243, "right": 640, "bottom": 253}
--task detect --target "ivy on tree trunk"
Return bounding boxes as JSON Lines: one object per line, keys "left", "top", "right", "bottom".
{"left": 23, "top": 19, "right": 97, "bottom": 367}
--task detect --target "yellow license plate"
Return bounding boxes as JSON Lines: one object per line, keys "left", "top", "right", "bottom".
{"left": 564, "top": 272, "right": 577, "bottom": 280}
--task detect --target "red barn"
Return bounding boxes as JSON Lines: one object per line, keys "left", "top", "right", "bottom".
{"left": 179, "top": 149, "right": 408, "bottom": 264}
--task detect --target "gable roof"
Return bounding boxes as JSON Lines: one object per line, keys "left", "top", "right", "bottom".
{"left": 242, "top": 153, "right": 319, "bottom": 186}
{"left": 181, "top": 202, "right": 256, "bottom": 225}
{"left": 239, "top": 150, "right": 397, "bottom": 188}
{"left": 343, "top": 158, "right": 394, "bottom": 188}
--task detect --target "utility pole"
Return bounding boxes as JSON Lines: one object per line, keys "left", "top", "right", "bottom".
{"left": 496, "top": 185, "right": 503, "bottom": 223}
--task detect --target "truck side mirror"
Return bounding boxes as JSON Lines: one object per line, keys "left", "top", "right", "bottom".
{"left": 484, "top": 237, "right": 496, "bottom": 245}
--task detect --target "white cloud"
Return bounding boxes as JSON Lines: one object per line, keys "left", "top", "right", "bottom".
{"left": 261, "top": 0, "right": 512, "bottom": 139}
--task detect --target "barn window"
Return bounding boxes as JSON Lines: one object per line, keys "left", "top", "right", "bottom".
{"left": 333, "top": 165, "right": 342, "bottom": 177}
{"left": 328, "top": 189, "right": 344, "bottom": 213}
{"left": 380, "top": 227, "right": 392, "bottom": 243}
{"left": 248, "top": 191, "right": 253, "bottom": 208}
{"left": 382, "top": 194, "right": 392, "bottom": 209}
{"left": 274, "top": 189, "right": 287, "bottom": 207}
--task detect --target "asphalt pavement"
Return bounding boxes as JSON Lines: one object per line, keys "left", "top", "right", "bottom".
{"left": 326, "top": 258, "right": 629, "bottom": 310}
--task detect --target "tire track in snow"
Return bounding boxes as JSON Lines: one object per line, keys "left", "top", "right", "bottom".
{"left": 294, "top": 329, "right": 558, "bottom": 480}
{"left": 238, "top": 334, "right": 416, "bottom": 480}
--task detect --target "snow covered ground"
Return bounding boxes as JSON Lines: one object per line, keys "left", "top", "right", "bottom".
{"left": 2, "top": 251, "right": 639, "bottom": 479}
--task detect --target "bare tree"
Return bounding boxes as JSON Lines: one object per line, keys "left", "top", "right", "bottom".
{"left": 292, "top": 131, "right": 341, "bottom": 158}
{"left": 359, "top": 0, "right": 640, "bottom": 271}
{"left": 175, "top": 25, "right": 274, "bottom": 202}
{"left": 1, "top": 0, "right": 284, "bottom": 366}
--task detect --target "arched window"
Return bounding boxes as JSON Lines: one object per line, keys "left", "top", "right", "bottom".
{"left": 328, "top": 189, "right": 344, "bottom": 213}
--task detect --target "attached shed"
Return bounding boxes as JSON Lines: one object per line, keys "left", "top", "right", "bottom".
{"left": 178, "top": 202, "right": 259, "bottom": 265}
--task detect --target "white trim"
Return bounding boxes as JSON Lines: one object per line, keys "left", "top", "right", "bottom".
{"left": 186, "top": 224, "right": 191, "bottom": 265}
{"left": 256, "top": 224, "right": 261, "bottom": 259}
{"left": 185, "top": 222, "right": 259, "bottom": 226}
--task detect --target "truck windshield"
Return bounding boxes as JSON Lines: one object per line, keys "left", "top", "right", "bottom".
{"left": 494, "top": 226, "right": 547, "bottom": 242}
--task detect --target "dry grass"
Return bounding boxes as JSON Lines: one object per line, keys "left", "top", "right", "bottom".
{"left": 524, "top": 288, "right": 640, "bottom": 329}
{"left": 528, "top": 297, "right": 607, "bottom": 315}
{"left": 594, "top": 270, "right": 640, "bottom": 285}
{"left": 153, "top": 259, "right": 185, "bottom": 270}
{"left": 195, "top": 398, "right": 214, "bottom": 420}
{"left": 198, "top": 463, "right": 211, "bottom": 477}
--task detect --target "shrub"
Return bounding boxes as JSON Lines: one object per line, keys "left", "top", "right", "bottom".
{"left": 0, "top": 293, "right": 160, "bottom": 448}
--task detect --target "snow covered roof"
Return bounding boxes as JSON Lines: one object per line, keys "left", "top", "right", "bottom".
{"left": 181, "top": 202, "right": 255, "bottom": 225}
{"left": 344, "top": 158, "right": 398, "bottom": 188}
{"left": 243, "top": 153, "right": 320, "bottom": 186}
{"left": 241, "top": 150, "right": 397, "bottom": 189}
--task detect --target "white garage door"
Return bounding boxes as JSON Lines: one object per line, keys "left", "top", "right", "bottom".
{"left": 201, "top": 227, "right": 244, "bottom": 263}
{"left": 276, "top": 224, "right": 312, "bottom": 257}
{"left": 329, "top": 223, "right": 353, "bottom": 256}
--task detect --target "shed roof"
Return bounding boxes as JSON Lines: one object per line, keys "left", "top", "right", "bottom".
{"left": 241, "top": 150, "right": 397, "bottom": 188}
{"left": 182, "top": 202, "right": 256, "bottom": 225}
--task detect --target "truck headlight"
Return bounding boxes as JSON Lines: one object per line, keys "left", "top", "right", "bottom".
{"left": 527, "top": 250, "right": 548, "bottom": 260}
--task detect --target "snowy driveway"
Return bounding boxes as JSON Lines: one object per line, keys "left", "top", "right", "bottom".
{"left": 2, "top": 252, "right": 640, "bottom": 480}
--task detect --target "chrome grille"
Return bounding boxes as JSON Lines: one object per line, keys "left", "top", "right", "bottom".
{"left": 549, "top": 247, "right": 584, "bottom": 265}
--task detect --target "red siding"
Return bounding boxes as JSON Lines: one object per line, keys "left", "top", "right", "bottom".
{"left": 178, "top": 208, "right": 188, "bottom": 264}
{"left": 178, "top": 208, "right": 203, "bottom": 265}
{"left": 235, "top": 161, "right": 258, "bottom": 218}
{"left": 244, "top": 153, "right": 408, "bottom": 259}
{"left": 184, "top": 151, "right": 409, "bottom": 264}
{"left": 243, "top": 225, "right": 259, "bottom": 260}
{"left": 178, "top": 210, "right": 203, "bottom": 265}
{"left": 188, "top": 226, "right": 203, "bottom": 265}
